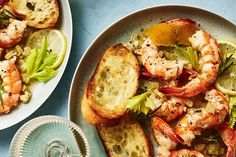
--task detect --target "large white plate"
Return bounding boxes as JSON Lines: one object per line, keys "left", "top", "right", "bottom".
{"left": 0, "top": 0, "right": 73, "bottom": 130}
{"left": 68, "top": 5, "right": 236, "bottom": 157}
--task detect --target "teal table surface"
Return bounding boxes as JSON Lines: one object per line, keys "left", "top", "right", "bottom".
{"left": 0, "top": 0, "right": 236, "bottom": 156}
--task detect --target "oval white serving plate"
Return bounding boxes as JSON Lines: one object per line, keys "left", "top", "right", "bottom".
{"left": 0, "top": 0, "right": 73, "bottom": 130}
{"left": 69, "top": 5, "right": 236, "bottom": 157}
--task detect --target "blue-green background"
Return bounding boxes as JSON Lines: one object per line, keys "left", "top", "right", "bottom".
{"left": 0, "top": 0, "right": 236, "bottom": 156}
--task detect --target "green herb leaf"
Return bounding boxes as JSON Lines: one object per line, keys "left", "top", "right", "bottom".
{"left": 228, "top": 96, "right": 236, "bottom": 128}
{"left": 0, "top": 9, "right": 17, "bottom": 29}
{"left": 202, "top": 137, "right": 221, "bottom": 143}
{"left": 218, "top": 54, "right": 235, "bottom": 76}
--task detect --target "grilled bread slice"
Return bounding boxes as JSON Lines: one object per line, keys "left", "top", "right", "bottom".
{"left": 96, "top": 120, "right": 153, "bottom": 157}
{"left": 10, "top": 0, "right": 59, "bottom": 28}
{"left": 81, "top": 90, "right": 119, "bottom": 127}
{"left": 87, "top": 44, "right": 139, "bottom": 119}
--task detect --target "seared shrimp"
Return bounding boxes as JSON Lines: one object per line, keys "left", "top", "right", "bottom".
{"left": 141, "top": 38, "right": 185, "bottom": 80}
{"left": 160, "top": 30, "right": 221, "bottom": 97}
{"left": 0, "top": 59, "right": 22, "bottom": 113}
{"left": 169, "top": 149, "right": 204, "bottom": 157}
{"left": 152, "top": 117, "right": 184, "bottom": 149}
{"left": 0, "top": 19, "right": 27, "bottom": 48}
{"left": 220, "top": 124, "right": 236, "bottom": 157}
{"left": 152, "top": 117, "right": 184, "bottom": 157}
{"left": 151, "top": 95, "right": 193, "bottom": 121}
{"left": 176, "top": 89, "right": 228, "bottom": 145}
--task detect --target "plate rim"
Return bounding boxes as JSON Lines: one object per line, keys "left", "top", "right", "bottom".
{"left": 0, "top": 0, "right": 73, "bottom": 130}
{"left": 68, "top": 4, "right": 236, "bottom": 120}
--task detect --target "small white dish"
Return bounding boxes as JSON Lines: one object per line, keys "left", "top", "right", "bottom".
{"left": 9, "top": 115, "right": 90, "bottom": 157}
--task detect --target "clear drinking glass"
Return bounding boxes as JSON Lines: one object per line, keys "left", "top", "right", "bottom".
{"left": 9, "top": 116, "right": 90, "bottom": 157}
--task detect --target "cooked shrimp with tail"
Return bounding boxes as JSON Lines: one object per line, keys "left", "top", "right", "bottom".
{"left": 150, "top": 89, "right": 193, "bottom": 155}
{"left": 141, "top": 38, "right": 185, "bottom": 80}
{"left": 0, "top": 59, "right": 22, "bottom": 113}
{"left": 0, "top": 19, "right": 27, "bottom": 48}
{"left": 160, "top": 30, "right": 221, "bottom": 97}
{"left": 152, "top": 117, "right": 204, "bottom": 157}
{"left": 220, "top": 124, "right": 236, "bottom": 157}
{"left": 152, "top": 117, "right": 184, "bottom": 157}
{"left": 176, "top": 89, "right": 228, "bottom": 145}
{"left": 150, "top": 93, "right": 193, "bottom": 121}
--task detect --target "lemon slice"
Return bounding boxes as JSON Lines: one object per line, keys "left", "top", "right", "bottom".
{"left": 216, "top": 39, "right": 236, "bottom": 95}
{"left": 26, "top": 29, "right": 67, "bottom": 69}
{"left": 218, "top": 39, "right": 236, "bottom": 57}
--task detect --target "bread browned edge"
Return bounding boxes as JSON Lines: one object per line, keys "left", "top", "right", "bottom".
{"left": 96, "top": 118, "right": 153, "bottom": 157}
{"left": 10, "top": 0, "right": 59, "bottom": 28}
{"left": 87, "top": 43, "right": 140, "bottom": 119}
{"left": 81, "top": 88, "right": 120, "bottom": 127}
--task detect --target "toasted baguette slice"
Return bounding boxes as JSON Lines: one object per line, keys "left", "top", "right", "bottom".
{"left": 87, "top": 44, "right": 139, "bottom": 119}
{"left": 10, "top": 0, "right": 59, "bottom": 28}
{"left": 97, "top": 120, "right": 153, "bottom": 157}
{"left": 81, "top": 90, "right": 119, "bottom": 127}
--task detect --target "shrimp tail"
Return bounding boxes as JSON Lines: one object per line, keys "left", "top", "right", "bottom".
{"left": 159, "top": 87, "right": 183, "bottom": 96}
{"left": 220, "top": 124, "right": 236, "bottom": 157}
{"left": 140, "top": 66, "right": 159, "bottom": 79}
{"left": 152, "top": 117, "right": 184, "bottom": 144}
{"left": 0, "top": 0, "right": 9, "bottom": 9}
{"left": 226, "top": 147, "right": 236, "bottom": 157}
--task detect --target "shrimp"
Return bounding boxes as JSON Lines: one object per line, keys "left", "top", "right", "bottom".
{"left": 152, "top": 117, "right": 184, "bottom": 157}
{"left": 152, "top": 95, "right": 193, "bottom": 121}
{"left": 0, "top": 59, "right": 22, "bottom": 113}
{"left": 169, "top": 149, "right": 204, "bottom": 157}
{"left": 220, "top": 124, "right": 236, "bottom": 157}
{"left": 176, "top": 89, "right": 228, "bottom": 145}
{"left": 152, "top": 118, "right": 203, "bottom": 157}
{"left": 150, "top": 91, "right": 193, "bottom": 155}
{"left": 0, "top": 19, "right": 27, "bottom": 48}
{"left": 141, "top": 38, "right": 185, "bottom": 80}
{"left": 160, "top": 30, "right": 221, "bottom": 97}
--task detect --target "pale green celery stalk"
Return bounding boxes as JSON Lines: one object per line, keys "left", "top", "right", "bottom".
{"left": 126, "top": 91, "right": 158, "bottom": 115}
{"left": 30, "top": 69, "right": 57, "bottom": 83}
{"left": 145, "top": 97, "right": 156, "bottom": 110}
{"left": 26, "top": 49, "right": 38, "bottom": 83}
{"left": 173, "top": 45, "right": 199, "bottom": 71}
{"left": 187, "top": 47, "right": 199, "bottom": 71}
{"left": 141, "top": 102, "right": 149, "bottom": 115}
{"left": 126, "top": 92, "right": 148, "bottom": 108}
{"left": 34, "top": 37, "right": 48, "bottom": 72}
{"left": 38, "top": 53, "right": 58, "bottom": 71}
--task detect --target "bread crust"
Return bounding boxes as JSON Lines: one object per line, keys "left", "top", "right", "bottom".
{"left": 81, "top": 90, "right": 119, "bottom": 127}
{"left": 96, "top": 119, "right": 153, "bottom": 157}
{"left": 10, "top": 0, "right": 59, "bottom": 28}
{"left": 87, "top": 44, "right": 140, "bottom": 119}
